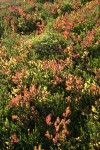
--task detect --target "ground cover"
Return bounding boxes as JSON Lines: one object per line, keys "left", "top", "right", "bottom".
{"left": 0, "top": 0, "right": 100, "bottom": 149}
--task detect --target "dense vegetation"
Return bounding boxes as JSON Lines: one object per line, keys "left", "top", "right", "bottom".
{"left": 0, "top": 0, "right": 100, "bottom": 149}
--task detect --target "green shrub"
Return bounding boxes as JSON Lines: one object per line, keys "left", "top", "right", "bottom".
{"left": 30, "top": 30, "right": 67, "bottom": 59}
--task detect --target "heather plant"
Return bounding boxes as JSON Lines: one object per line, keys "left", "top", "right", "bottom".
{"left": 26, "top": 30, "right": 67, "bottom": 59}
{"left": 0, "top": 0, "right": 100, "bottom": 150}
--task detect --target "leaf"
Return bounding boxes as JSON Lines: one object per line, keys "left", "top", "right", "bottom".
{"left": 91, "top": 106, "right": 98, "bottom": 113}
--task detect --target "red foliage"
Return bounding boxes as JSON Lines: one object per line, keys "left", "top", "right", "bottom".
{"left": 8, "top": 6, "right": 25, "bottom": 16}
{"left": 82, "top": 29, "right": 95, "bottom": 48}
{"left": 45, "top": 107, "right": 71, "bottom": 145}
{"left": 9, "top": 95, "right": 22, "bottom": 106}
{"left": 46, "top": 114, "right": 52, "bottom": 125}
{"left": 11, "top": 133, "right": 18, "bottom": 143}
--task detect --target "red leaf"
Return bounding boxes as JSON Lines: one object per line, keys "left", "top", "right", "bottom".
{"left": 46, "top": 114, "right": 52, "bottom": 125}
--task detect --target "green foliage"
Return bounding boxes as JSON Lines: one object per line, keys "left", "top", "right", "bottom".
{"left": 30, "top": 30, "right": 67, "bottom": 59}
{"left": 0, "top": 0, "right": 100, "bottom": 150}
